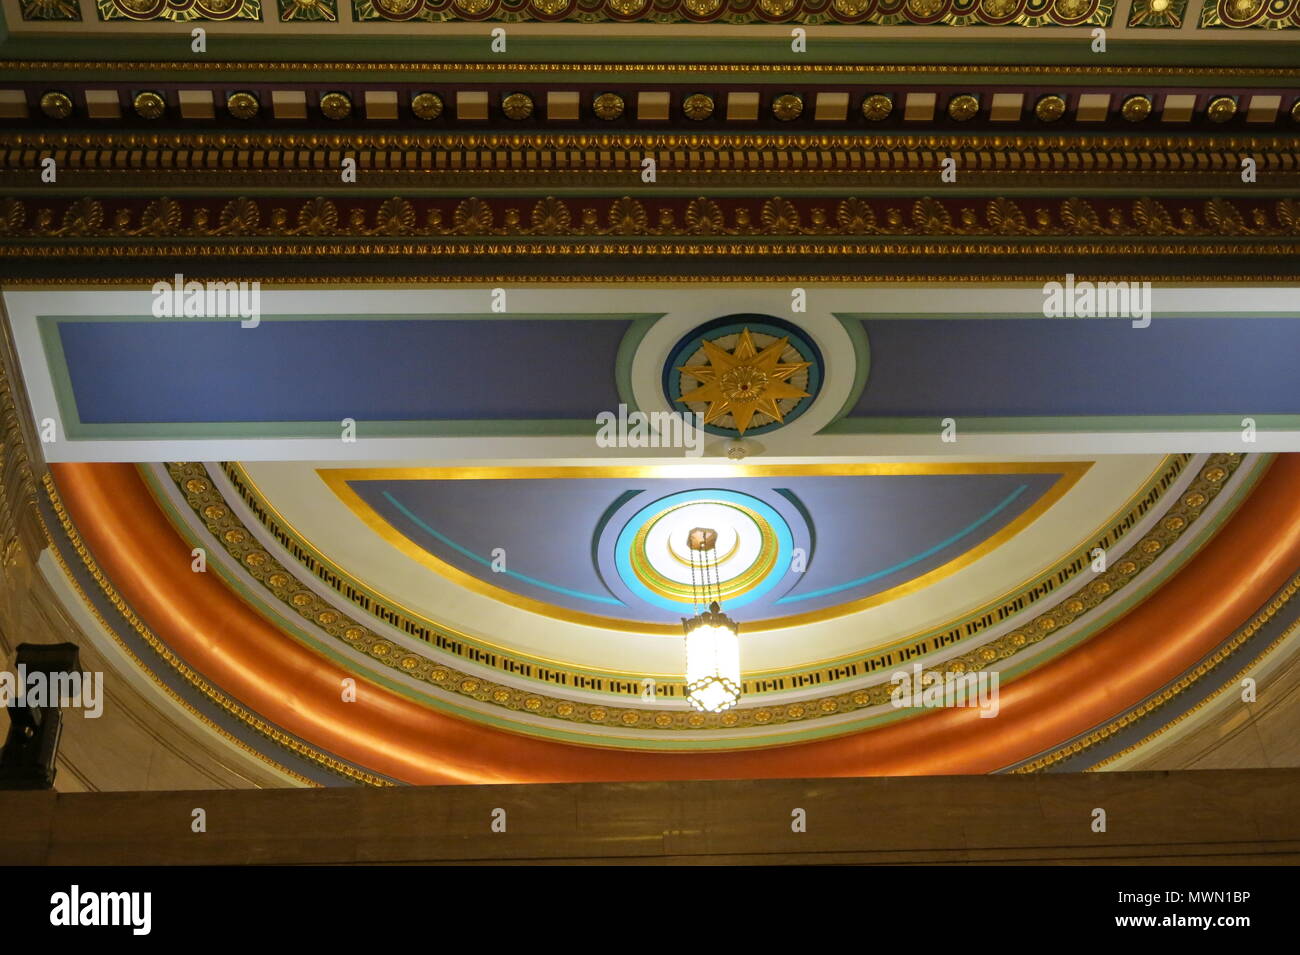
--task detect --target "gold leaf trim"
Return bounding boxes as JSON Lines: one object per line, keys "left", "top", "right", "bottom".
{"left": 1016, "top": 570, "right": 1300, "bottom": 772}
{"left": 8, "top": 60, "right": 1300, "bottom": 78}
{"left": 349, "top": 0, "right": 1113, "bottom": 26}
{"left": 42, "top": 472, "right": 393, "bottom": 787}
{"left": 141, "top": 456, "right": 1241, "bottom": 736}
{"left": 6, "top": 242, "right": 1298, "bottom": 258}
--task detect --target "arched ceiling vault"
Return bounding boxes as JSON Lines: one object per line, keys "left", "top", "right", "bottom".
{"left": 3, "top": 6, "right": 1299, "bottom": 788}
{"left": 33, "top": 450, "right": 1300, "bottom": 784}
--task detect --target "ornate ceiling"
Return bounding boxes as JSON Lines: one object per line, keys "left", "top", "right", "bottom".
{"left": 6, "top": 287, "right": 1300, "bottom": 458}
{"left": 4, "top": 284, "right": 1299, "bottom": 783}
{"left": 30, "top": 448, "right": 1300, "bottom": 784}
{"left": 8, "top": 0, "right": 1300, "bottom": 33}
{"left": 1, "top": 3, "right": 1298, "bottom": 791}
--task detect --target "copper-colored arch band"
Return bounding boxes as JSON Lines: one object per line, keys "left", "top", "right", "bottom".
{"left": 51, "top": 458, "right": 1300, "bottom": 784}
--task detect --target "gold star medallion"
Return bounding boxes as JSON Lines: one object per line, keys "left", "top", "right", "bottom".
{"left": 676, "top": 328, "right": 811, "bottom": 435}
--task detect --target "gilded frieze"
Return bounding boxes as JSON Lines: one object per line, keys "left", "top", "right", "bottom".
{"left": 96, "top": 0, "right": 262, "bottom": 18}
{"left": 1199, "top": 0, "right": 1300, "bottom": 27}
{"left": 1127, "top": 0, "right": 1186, "bottom": 25}
{"left": 279, "top": 0, "right": 338, "bottom": 17}
{"left": 19, "top": 0, "right": 81, "bottom": 19}
{"left": 351, "top": 0, "right": 1113, "bottom": 25}
{"left": 4, "top": 196, "right": 1300, "bottom": 243}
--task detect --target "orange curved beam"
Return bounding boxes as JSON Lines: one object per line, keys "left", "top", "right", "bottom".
{"left": 52, "top": 457, "right": 1300, "bottom": 784}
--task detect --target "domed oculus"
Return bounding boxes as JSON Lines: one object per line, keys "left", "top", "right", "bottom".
{"left": 614, "top": 490, "right": 795, "bottom": 613}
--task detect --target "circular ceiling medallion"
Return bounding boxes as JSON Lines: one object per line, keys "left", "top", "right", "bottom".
{"left": 663, "top": 315, "right": 823, "bottom": 438}
{"left": 614, "top": 490, "right": 794, "bottom": 613}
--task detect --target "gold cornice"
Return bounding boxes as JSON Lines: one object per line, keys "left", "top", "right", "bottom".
{"left": 6, "top": 132, "right": 1295, "bottom": 191}
{"left": 0, "top": 304, "right": 45, "bottom": 571}
{"left": 8, "top": 130, "right": 1298, "bottom": 149}
{"left": 7, "top": 241, "right": 1299, "bottom": 257}
{"left": 5, "top": 195, "right": 1298, "bottom": 250}
{"left": 6, "top": 60, "right": 1300, "bottom": 78}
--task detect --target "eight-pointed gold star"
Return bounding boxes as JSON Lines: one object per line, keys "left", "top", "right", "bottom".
{"left": 676, "top": 328, "right": 811, "bottom": 435}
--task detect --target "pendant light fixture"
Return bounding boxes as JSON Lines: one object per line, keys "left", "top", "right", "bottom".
{"left": 681, "top": 526, "right": 742, "bottom": 713}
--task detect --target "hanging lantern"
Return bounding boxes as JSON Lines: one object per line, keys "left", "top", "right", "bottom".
{"left": 681, "top": 527, "right": 743, "bottom": 713}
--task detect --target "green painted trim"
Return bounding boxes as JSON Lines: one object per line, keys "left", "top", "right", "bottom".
{"left": 825, "top": 314, "right": 870, "bottom": 429}
{"left": 614, "top": 315, "right": 661, "bottom": 413}
{"left": 2, "top": 36, "right": 1296, "bottom": 73}
{"left": 36, "top": 313, "right": 81, "bottom": 437}
{"left": 825, "top": 415, "right": 1300, "bottom": 435}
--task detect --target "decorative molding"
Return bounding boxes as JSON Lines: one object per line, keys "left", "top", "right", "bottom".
{"left": 0, "top": 380, "right": 39, "bottom": 573}
{"left": 6, "top": 61, "right": 1300, "bottom": 79}
{"left": 1086, "top": 609, "right": 1300, "bottom": 771}
{"left": 40, "top": 472, "right": 393, "bottom": 786}
{"left": 8, "top": 129, "right": 1296, "bottom": 153}
{"left": 41, "top": 537, "right": 322, "bottom": 788}
{"left": 6, "top": 274, "right": 1300, "bottom": 285}
{"left": 131, "top": 457, "right": 1237, "bottom": 739}
{"left": 1199, "top": 0, "right": 1300, "bottom": 27}
{"left": 19, "top": 0, "right": 82, "bottom": 19}
{"left": 9, "top": 240, "right": 1300, "bottom": 259}
{"left": 1127, "top": 0, "right": 1186, "bottom": 25}
{"left": 1017, "top": 571, "right": 1300, "bottom": 772}
{"left": 0, "top": 312, "right": 44, "bottom": 575}
{"left": 96, "top": 0, "right": 262, "bottom": 19}
{"left": 1, "top": 197, "right": 1298, "bottom": 254}
{"left": 279, "top": 0, "right": 339, "bottom": 17}
{"left": 3, "top": 131, "right": 1296, "bottom": 192}
{"left": 349, "top": 0, "right": 1114, "bottom": 26}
